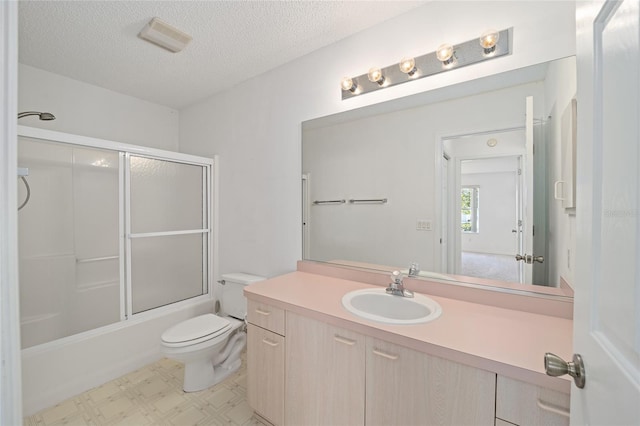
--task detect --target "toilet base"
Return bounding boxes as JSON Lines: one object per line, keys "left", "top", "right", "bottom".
{"left": 182, "top": 357, "right": 242, "bottom": 392}
{"left": 181, "top": 330, "right": 246, "bottom": 392}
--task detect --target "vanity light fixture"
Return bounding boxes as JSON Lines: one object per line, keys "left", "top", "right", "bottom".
{"left": 341, "top": 27, "right": 512, "bottom": 100}
{"left": 479, "top": 29, "right": 500, "bottom": 54}
{"left": 399, "top": 57, "right": 418, "bottom": 77}
{"left": 367, "top": 67, "right": 385, "bottom": 85}
{"left": 436, "top": 43, "right": 455, "bottom": 66}
{"left": 340, "top": 76, "right": 358, "bottom": 93}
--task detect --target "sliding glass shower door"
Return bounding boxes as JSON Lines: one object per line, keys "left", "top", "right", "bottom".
{"left": 127, "top": 155, "right": 209, "bottom": 314}
{"left": 18, "top": 137, "right": 121, "bottom": 347}
{"left": 18, "top": 130, "right": 213, "bottom": 349}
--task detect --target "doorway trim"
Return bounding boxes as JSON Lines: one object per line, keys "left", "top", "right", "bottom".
{"left": 0, "top": 1, "right": 23, "bottom": 422}
{"left": 437, "top": 125, "right": 526, "bottom": 282}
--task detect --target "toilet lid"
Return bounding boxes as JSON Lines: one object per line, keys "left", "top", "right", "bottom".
{"left": 161, "top": 314, "right": 231, "bottom": 344}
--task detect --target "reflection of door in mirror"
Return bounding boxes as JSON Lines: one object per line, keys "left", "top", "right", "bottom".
{"left": 531, "top": 102, "right": 549, "bottom": 285}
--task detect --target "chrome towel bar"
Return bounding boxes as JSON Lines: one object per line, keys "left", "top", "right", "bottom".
{"left": 349, "top": 198, "right": 387, "bottom": 204}
{"left": 313, "top": 199, "right": 346, "bottom": 205}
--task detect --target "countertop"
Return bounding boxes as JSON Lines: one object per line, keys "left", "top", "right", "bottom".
{"left": 244, "top": 270, "right": 573, "bottom": 393}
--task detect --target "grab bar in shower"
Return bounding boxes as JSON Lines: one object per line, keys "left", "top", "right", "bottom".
{"left": 349, "top": 198, "right": 388, "bottom": 204}
{"left": 76, "top": 255, "right": 119, "bottom": 264}
{"left": 313, "top": 199, "right": 346, "bottom": 205}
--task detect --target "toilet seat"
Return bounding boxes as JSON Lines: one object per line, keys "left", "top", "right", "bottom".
{"left": 161, "top": 314, "right": 232, "bottom": 348}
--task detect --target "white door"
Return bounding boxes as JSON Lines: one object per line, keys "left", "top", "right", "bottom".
{"left": 571, "top": 0, "right": 640, "bottom": 424}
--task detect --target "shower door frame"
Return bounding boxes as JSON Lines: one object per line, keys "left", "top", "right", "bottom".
{"left": 17, "top": 125, "right": 218, "bottom": 339}
{"left": 124, "top": 152, "right": 213, "bottom": 318}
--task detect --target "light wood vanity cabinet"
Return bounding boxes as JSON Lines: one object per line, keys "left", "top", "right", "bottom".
{"left": 246, "top": 300, "right": 569, "bottom": 426}
{"left": 366, "top": 337, "right": 496, "bottom": 425}
{"left": 285, "top": 313, "right": 495, "bottom": 426}
{"left": 496, "top": 376, "right": 570, "bottom": 426}
{"left": 285, "top": 312, "right": 365, "bottom": 425}
{"left": 246, "top": 301, "right": 285, "bottom": 426}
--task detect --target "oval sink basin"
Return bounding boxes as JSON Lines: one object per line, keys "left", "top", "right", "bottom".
{"left": 342, "top": 288, "right": 442, "bottom": 325}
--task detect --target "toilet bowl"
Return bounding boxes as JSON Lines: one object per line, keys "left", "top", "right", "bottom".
{"left": 160, "top": 273, "right": 265, "bottom": 392}
{"left": 161, "top": 314, "right": 244, "bottom": 392}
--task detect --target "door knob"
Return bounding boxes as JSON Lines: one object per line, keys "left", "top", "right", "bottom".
{"left": 544, "top": 352, "right": 586, "bottom": 388}
{"left": 515, "top": 254, "right": 545, "bottom": 264}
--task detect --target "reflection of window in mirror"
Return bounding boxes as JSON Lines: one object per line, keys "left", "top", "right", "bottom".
{"left": 461, "top": 186, "right": 480, "bottom": 233}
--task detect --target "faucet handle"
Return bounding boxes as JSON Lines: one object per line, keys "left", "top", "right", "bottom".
{"left": 390, "top": 270, "right": 403, "bottom": 283}
{"left": 408, "top": 262, "right": 420, "bottom": 276}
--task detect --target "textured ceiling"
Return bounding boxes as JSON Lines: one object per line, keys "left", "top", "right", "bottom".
{"left": 18, "top": 1, "right": 426, "bottom": 109}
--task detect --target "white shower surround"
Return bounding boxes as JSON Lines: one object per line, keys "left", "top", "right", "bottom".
{"left": 18, "top": 126, "right": 219, "bottom": 415}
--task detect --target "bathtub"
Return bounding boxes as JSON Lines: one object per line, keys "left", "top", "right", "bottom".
{"left": 21, "top": 298, "right": 212, "bottom": 416}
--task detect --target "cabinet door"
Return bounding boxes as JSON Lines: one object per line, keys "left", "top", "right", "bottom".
{"left": 247, "top": 323, "right": 284, "bottom": 425}
{"left": 496, "top": 375, "right": 570, "bottom": 426}
{"left": 366, "top": 337, "right": 495, "bottom": 426}
{"left": 286, "top": 312, "right": 365, "bottom": 426}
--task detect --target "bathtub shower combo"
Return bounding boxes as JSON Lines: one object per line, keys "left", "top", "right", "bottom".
{"left": 17, "top": 121, "right": 215, "bottom": 349}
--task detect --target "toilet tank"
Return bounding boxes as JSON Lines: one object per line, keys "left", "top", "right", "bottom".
{"left": 221, "top": 273, "right": 266, "bottom": 320}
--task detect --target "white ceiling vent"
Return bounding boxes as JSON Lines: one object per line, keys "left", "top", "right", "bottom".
{"left": 138, "top": 17, "right": 192, "bottom": 53}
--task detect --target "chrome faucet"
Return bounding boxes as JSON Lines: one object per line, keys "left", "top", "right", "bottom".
{"left": 386, "top": 271, "right": 414, "bottom": 298}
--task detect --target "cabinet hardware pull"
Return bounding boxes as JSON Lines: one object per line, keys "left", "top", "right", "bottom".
{"left": 536, "top": 399, "right": 570, "bottom": 418}
{"left": 255, "top": 309, "right": 271, "bottom": 316}
{"left": 262, "top": 338, "right": 279, "bottom": 347}
{"left": 372, "top": 349, "right": 399, "bottom": 360}
{"left": 334, "top": 335, "right": 356, "bottom": 346}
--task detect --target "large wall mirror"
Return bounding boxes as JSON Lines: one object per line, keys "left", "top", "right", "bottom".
{"left": 302, "top": 56, "right": 576, "bottom": 297}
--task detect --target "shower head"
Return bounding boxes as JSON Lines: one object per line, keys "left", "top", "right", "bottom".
{"left": 18, "top": 111, "right": 56, "bottom": 121}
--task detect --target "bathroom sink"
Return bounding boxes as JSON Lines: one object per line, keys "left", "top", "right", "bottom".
{"left": 341, "top": 288, "right": 442, "bottom": 325}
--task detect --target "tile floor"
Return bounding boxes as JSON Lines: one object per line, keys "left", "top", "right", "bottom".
{"left": 24, "top": 355, "right": 267, "bottom": 426}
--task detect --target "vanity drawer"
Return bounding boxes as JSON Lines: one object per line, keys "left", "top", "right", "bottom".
{"left": 496, "top": 376, "right": 570, "bottom": 426}
{"left": 246, "top": 300, "right": 285, "bottom": 335}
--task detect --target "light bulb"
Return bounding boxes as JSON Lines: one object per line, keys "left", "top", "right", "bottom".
{"left": 479, "top": 29, "right": 500, "bottom": 54}
{"left": 341, "top": 76, "right": 357, "bottom": 93}
{"left": 399, "top": 57, "right": 417, "bottom": 76}
{"left": 436, "top": 43, "right": 455, "bottom": 65}
{"left": 367, "top": 67, "right": 385, "bottom": 85}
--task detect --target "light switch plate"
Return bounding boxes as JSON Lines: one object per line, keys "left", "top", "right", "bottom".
{"left": 416, "top": 220, "right": 432, "bottom": 231}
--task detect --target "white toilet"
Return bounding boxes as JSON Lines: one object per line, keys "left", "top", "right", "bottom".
{"left": 161, "top": 272, "right": 265, "bottom": 392}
